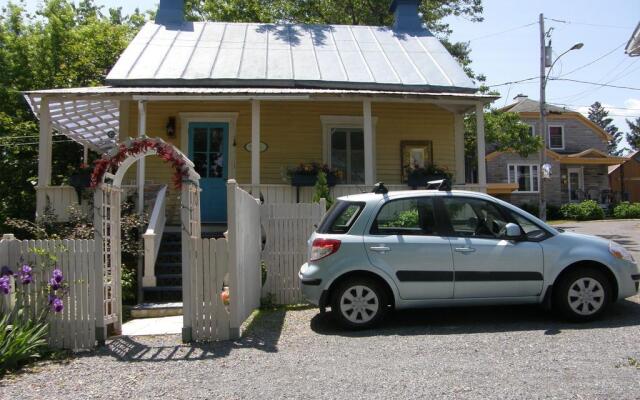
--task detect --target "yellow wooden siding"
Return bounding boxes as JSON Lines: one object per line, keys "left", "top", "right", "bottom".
{"left": 121, "top": 100, "right": 455, "bottom": 220}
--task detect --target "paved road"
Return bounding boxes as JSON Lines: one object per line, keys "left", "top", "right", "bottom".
{"left": 3, "top": 220, "right": 640, "bottom": 399}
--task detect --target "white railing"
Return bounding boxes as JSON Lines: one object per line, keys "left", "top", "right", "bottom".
{"left": 241, "top": 183, "right": 486, "bottom": 204}
{"left": 142, "top": 185, "right": 168, "bottom": 287}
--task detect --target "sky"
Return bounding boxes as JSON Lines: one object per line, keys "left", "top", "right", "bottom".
{"left": 3, "top": 0, "right": 639, "bottom": 149}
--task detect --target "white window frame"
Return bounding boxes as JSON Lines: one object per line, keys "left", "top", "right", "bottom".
{"left": 548, "top": 124, "right": 565, "bottom": 150}
{"left": 321, "top": 116, "right": 377, "bottom": 184}
{"left": 507, "top": 163, "right": 540, "bottom": 193}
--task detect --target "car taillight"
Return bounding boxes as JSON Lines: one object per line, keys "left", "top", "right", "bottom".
{"left": 310, "top": 238, "right": 341, "bottom": 261}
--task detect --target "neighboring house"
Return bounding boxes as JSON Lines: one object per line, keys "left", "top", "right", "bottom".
{"left": 626, "top": 22, "right": 640, "bottom": 57}
{"left": 24, "top": 0, "right": 493, "bottom": 298}
{"left": 609, "top": 150, "right": 640, "bottom": 203}
{"left": 485, "top": 95, "right": 626, "bottom": 207}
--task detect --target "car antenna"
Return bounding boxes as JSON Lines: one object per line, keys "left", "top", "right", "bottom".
{"left": 372, "top": 182, "right": 388, "bottom": 194}
{"left": 426, "top": 178, "right": 451, "bottom": 191}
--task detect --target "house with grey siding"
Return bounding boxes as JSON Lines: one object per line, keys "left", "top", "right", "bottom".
{"left": 485, "top": 95, "right": 627, "bottom": 207}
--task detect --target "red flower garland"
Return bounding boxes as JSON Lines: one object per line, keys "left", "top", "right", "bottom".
{"left": 90, "top": 138, "right": 190, "bottom": 189}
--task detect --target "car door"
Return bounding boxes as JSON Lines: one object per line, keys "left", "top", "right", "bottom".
{"left": 364, "top": 196, "right": 454, "bottom": 300}
{"left": 439, "top": 196, "right": 544, "bottom": 298}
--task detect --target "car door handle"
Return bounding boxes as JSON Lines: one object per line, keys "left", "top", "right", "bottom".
{"left": 454, "top": 247, "right": 476, "bottom": 253}
{"left": 370, "top": 246, "right": 391, "bottom": 253}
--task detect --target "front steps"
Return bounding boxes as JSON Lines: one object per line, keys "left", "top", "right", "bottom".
{"left": 141, "top": 225, "right": 226, "bottom": 303}
{"left": 130, "top": 302, "right": 183, "bottom": 318}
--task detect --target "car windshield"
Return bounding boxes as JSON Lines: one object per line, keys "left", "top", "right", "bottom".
{"left": 316, "top": 200, "right": 364, "bottom": 234}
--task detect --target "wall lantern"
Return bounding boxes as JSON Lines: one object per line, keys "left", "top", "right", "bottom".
{"left": 166, "top": 117, "right": 176, "bottom": 138}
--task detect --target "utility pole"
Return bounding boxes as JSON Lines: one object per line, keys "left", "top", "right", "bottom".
{"left": 538, "top": 13, "right": 547, "bottom": 221}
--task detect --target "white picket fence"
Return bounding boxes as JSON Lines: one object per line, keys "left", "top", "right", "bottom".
{"left": 261, "top": 200, "right": 326, "bottom": 304}
{"left": 0, "top": 235, "right": 96, "bottom": 350}
{"left": 184, "top": 180, "right": 262, "bottom": 341}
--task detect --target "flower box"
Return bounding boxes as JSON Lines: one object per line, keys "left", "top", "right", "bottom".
{"left": 291, "top": 173, "right": 338, "bottom": 187}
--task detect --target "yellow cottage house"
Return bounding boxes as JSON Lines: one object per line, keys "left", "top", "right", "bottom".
{"left": 25, "top": 0, "right": 494, "bottom": 299}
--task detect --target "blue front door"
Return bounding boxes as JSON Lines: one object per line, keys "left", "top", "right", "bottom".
{"left": 188, "top": 122, "right": 228, "bottom": 223}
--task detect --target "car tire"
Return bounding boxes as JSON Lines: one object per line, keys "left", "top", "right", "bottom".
{"left": 331, "top": 277, "right": 389, "bottom": 330}
{"left": 553, "top": 268, "right": 612, "bottom": 322}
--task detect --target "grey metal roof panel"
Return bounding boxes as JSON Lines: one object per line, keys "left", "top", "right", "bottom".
{"left": 106, "top": 21, "right": 476, "bottom": 92}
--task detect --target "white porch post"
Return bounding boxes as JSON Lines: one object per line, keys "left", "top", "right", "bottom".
{"left": 36, "top": 97, "right": 52, "bottom": 218}
{"left": 363, "top": 100, "right": 374, "bottom": 186}
{"left": 475, "top": 102, "right": 487, "bottom": 188}
{"left": 454, "top": 113, "right": 465, "bottom": 185}
{"left": 251, "top": 100, "right": 260, "bottom": 196}
{"left": 82, "top": 144, "right": 89, "bottom": 165}
{"left": 137, "top": 100, "right": 146, "bottom": 215}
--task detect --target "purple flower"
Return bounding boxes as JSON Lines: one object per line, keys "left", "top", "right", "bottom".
{"left": 0, "top": 275, "right": 10, "bottom": 295}
{"left": 0, "top": 266, "right": 13, "bottom": 277}
{"left": 52, "top": 268, "right": 63, "bottom": 283}
{"left": 50, "top": 297, "right": 64, "bottom": 313}
{"left": 49, "top": 277, "right": 61, "bottom": 291}
{"left": 19, "top": 264, "right": 33, "bottom": 285}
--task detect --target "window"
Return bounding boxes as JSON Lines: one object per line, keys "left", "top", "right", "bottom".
{"left": 330, "top": 128, "right": 364, "bottom": 184}
{"left": 371, "top": 197, "right": 438, "bottom": 236}
{"left": 317, "top": 201, "right": 364, "bottom": 234}
{"left": 442, "top": 197, "right": 509, "bottom": 239}
{"left": 510, "top": 211, "right": 549, "bottom": 241}
{"left": 507, "top": 164, "right": 539, "bottom": 192}
{"left": 548, "top": 125, "right": 564, "bottom": 149}
{"left": 527, "top": 124, "right": 535, "bottom": 136}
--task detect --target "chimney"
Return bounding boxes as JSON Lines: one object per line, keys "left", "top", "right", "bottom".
{"left": 389, "top": 0, "right": 424, "bottom": 32}
{"left": 513, "top": 94, "right": 528, "bottom": 102}
{"left": 155, "top": 0, "right": 185, "bottom": 25}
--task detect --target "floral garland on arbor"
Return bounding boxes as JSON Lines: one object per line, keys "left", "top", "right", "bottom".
{"left": 90, "top": 137, "right": 190, "bottom": 189}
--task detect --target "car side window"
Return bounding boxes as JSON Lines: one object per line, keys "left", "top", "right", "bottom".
{"left": 442, "top": 197, "right": 509, "bottom": 239}
{"left": 510, "top": 212, "right": 548, "bottom": 241}
{"left": 371, "top": 197, "right": 438, "bottom": 236}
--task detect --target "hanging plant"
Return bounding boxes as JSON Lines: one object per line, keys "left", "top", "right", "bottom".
{"left": 90, "top": 137, "right": 190, "bottom": 189}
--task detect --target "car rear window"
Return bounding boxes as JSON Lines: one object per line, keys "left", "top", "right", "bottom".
{"left": 317, "top": 201, "right": 365, "bottom": 234}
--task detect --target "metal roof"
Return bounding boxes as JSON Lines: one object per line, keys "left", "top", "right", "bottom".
{"left": 626, "top": 22, "right": 640, "bottom": 56}
{"left": 106, "top": 21, "right": 476, "bottom": 93}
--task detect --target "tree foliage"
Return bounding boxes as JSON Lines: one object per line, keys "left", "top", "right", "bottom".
{"left": 0, "top": 1, "right": 146, "bottom": 232}
{"left": 184, "top": 0, "right": 485, "bottom": 81}
{"left": 627, "top": 117, "right": 640, "bottom": 152}
{"left": 587, "top": 101, "right": 623, "bottom": 156}
{"left": 465, "top": 110, "right": 543, "bottom": 156}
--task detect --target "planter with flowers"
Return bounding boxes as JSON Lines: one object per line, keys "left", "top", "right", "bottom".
{"left": 288, "top": 162, "right": 341, "bottom": 187}
{"left": 69, "top": 163, "right": 92, "bottom": 202}
{"left": 404, "top": 163, "right": 451, "bottom": 189}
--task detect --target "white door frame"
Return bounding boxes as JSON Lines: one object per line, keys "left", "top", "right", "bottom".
{"left": 567, "top": 167, "right": 584, "bottom": 202}
{"left": 179, "top": 112, "right": 238, "bottom": 179}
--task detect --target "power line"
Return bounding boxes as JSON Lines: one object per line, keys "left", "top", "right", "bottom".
{"left": 0, "top": 133, "right": 67, "bottom": 141}
{"left": 0, "top": 139, "right": 75, "bottom": 148}
{"left": 557, "top": 41, "right": 627, "bottom": 77}
{"left": 549, "top": 78, "right": 640, "bottom": 91}
{"left": 486, "top": 76, "right": 539, "bottom": 87}
{"left": 468, "top": 22, "right": 537, "bottom": 42}
{"left": 545, "top": 18, "right": 633, "bottom": 29}
{"left": 553, "top": 102, "right": 640, "bottom": 111}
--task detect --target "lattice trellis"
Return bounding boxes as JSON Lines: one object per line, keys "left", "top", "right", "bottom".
{"left": 27, "top": 95, "right": 119, "bottom": 153}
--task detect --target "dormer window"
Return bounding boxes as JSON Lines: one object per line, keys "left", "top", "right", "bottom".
{"left": 548, "top": 125, "right": 564, "bottom": 150}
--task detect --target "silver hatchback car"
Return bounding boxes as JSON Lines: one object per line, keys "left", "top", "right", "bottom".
{"left": 299, "top": 183, "right": 640, "bottom": 329}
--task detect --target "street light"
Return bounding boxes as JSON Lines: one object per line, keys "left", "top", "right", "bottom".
{"left": 538, "top": 14, "right": 583, "bottom": 221}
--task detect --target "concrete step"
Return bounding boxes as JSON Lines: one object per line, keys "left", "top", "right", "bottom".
{"left": 130, "top": 302, "right": 183, "bottom": 319}
{"left": 156, "top": 273, "right": 182, "bottom": 286}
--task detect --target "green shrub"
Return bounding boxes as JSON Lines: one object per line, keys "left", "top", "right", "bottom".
{"left": 313, "top": 171, "right": 333, "bottom": 210}
{"left": 383, "top": 209, "right": 419, "bottom": 228}
{"left": 560, "top": 200, "right": 604, "bottom": 221}
{"left": 613, "top": 202, "right": 640, "bottom": 219}
{"left": 0, "top": 311, "right": 48, "bottom": 376}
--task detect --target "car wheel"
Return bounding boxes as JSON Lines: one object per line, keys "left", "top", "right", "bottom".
{"left": 553, "top": 268, "right": 611, "bottom": 322}
{"left": 331, "top": 277, "right": 388, "bottom": 329}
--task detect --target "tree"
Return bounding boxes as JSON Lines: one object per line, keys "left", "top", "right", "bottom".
{"left": 627, "top": 117, "right": 640, "bottom": 152}
{"left": 184, "top": 0, "right": 484, "bottom": 81}
{"left": 0, "top": 1, "right": 147, "bottom": 232}
{"left": 587, "top": 101, "right": 623, "bottom": 156}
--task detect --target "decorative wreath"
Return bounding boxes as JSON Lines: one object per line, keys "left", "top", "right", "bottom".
{"left": 90, "top": 137, "right": 189, "bottom": 189}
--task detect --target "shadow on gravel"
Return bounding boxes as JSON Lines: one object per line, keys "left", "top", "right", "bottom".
{"left": 82, "top": 307, "right": 287, "bottom": 363}
{"left": 310, "top": 299, "right": 640, "bottom": 338}
{"left": 597, "top": 234, "right": 640, "bottom": 252}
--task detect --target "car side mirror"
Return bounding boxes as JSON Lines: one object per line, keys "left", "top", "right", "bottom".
{"left": 504, "top": 223, "right": 522, "bottom": 239}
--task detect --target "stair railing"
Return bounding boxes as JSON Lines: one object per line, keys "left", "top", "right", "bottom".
{"left": 142, "top": 185, "right": 168, "bottom": 287}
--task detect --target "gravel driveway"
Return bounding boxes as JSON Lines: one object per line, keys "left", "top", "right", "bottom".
{"left": 3, "top": 220, "right": 640, "bottom": 400}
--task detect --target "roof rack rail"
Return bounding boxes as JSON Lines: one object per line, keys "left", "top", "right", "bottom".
{"left": 372, "top": 182, "right": 388, "bottom": 194}
{"left": 426, "top": 178, "right": 451, "bottom": 191}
